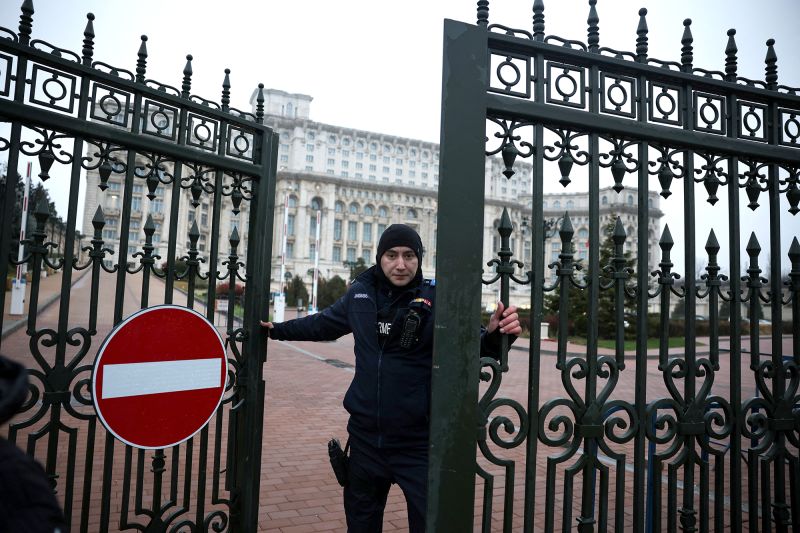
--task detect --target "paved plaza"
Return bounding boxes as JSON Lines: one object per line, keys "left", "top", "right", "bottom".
{"left": 1, "top": 271, "right": 793, "bottom": 531}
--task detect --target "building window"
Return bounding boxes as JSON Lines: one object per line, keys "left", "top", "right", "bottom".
{"left": 566, "top": 200, "right": 574, "bottom": 209}
{"left": 628, "top": 194, "right": 634, "bottom": 205}
{"left": 335, "top": 201, "right": 344, "bottom": 213}
{"left": 328, "top": 135, "right": 336, "bottom": 143}
{"left": 132, "top": 196, "right": 141, "bottom": 212}
{"left": 363, "top": 222, "right": 372, "bottom": 243}
{"left": 152, "top": 199, "right": 164, "bottom": 214}
{"left": 287, "top": 214, "right": 295, "bottom": 236}
{"left": 309, "top": 215, "right": 318, "bottom": 237}
{"left": 309, "top": 242, "right": 316, "bottom": 258}
{"left": 306, "top": 143, "right": 314, "bottom": 151}
{"left": 334, "top": 219, "right": 342, "bottom": 240}
{"left": 343, "top": 138, "right": 351, "bottom": 146}
{"left": 356, "top": 152, "right": 364, "bottom": 159}
{"left": 348, "top": 221, "right": 357, "bottom": 241}
{"left": 343, "top": 150, "right": 350, "bottom": 157}
{"left": 355, "top": 162, "right": 363, "bottom": 170}
{"left": 305, "top": 166, "right": 313, "bottom": 171}
{"left": 342, "top": 161, "right": 349, "bottom": 168}
{"left": 364, "top": 205, "right": 374, "bottom": 216}
{"left": 369, "top": 164, "right": 377, "bottom": 172}
{"left": 349, "top": 202, "right": 359, "bottom": 214}
{"left": 327, "top": 158, "right": 335, "bottom": 166}
{"left": 306, "top": 155, "right": 314, "bottom": 162}
{"left": 378, "top": 206, "right": 388, "bottom": 218}
{"left": 370, "top": 154, "right": 377, "bottom": 161}
{"left": 280, "top": 154, "right": 289, "bottom": 163}
{"left": 395, "top": 158, "right": 403, "bottom": 165}
{"left": 333, "top": 246, "right": 341, "bottom": 262}
{"left": 553, "top": 200, "right": 561, "bottom": 208}
{"left": 362, "top": 248, "right": 372, "bottom": 261}
{"left": 288, "top": 195, "right": 298, "bottom": 207}
{"left": 602, "top": 196, "right": 608, "bottom": 205}
{"left": 280, "top": 143, "right": 289, "bottom": 151}
{"left": 286, "top": 242, "right": 294, "bottom": 258}
{"left": 382, "top": 166, "right": 390, "bottom": 174}
{"left": 396, "top": 169, "right": 402, "bottom": 176}
{"left": 406, "top": 208, "right": 417, "bottom": 219}
{"left": 307, "top": 131, "right": 315, "bottom": 140}
{"left": 347, "top": 247, "right": 356, "bottom": 262}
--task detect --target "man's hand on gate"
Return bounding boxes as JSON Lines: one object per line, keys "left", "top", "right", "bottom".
{"left": 487, "top": 302, "right": 521, "bottom": 336}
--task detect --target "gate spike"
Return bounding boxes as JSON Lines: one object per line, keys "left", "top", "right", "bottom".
{"left": 221, "top": 69, "right": 231, "bottom": 112}
{"left": 136, "top": 35, "right": 148, "bottom": 83}
{"left": 788, "top": 238, "right": 800, "bottom": 269}
{"left": 725, "top": 29, "right": 738, "bottom": 82}
{"left": 92, "top": 205, "right": 106, "bottom": 231}
{"left": 18, "top": 0, "right": 33, "bottom": 46}
{"left": 143, "top": 214, "right": 155, "bottom": 236}
{"left": 181, "top": 54, "right": 193, "bottom": 98}
{"left": 82, "top": 13, "right": 95, "bottom": 66}
{"left": 501, "top": 142, "right": 518, "bottom": 178}
{"left": 230, "top": 226, "right": 240, "bottom": 249}
{"left": 559, "top": 213, "right": 573, "bottom": 240}
{"left": 611, "top": 157, "right": 626, "bottom": 192}
{"left": 499, "top": 207, "right": 513, "bottom": 237}
{"left": 612, "top": 217, "right": 626, "bottom": 245}
{"left": 681, "top": 19, "right": 693, "bottom": 73}
{"left": 558, "top": 152, "right": 574, "bottom": 187}
{"left": 188, "top": 220, "right": 200, "bottom": 248}
{"left": 587, "top": 0, "right": 599, "bottom": 53}
{"left": 746, "top": 233, "right": 761, "bottom": 257}
{"left": 255, "top": 83, "right": 265, "bottom": 123}
{"left": 705, "top": 229, "right": 720, "bottom": 256}
{"left": 764, "top": 39, "right": 778, "bottom": 90}
{"left": 476, "top": 0, "right": 489, "bottom": 27}
{"left": 659, "top": 225, "right": 673, "bottom": 251}
{"left": 33, "top": 196, "right": 51, "bottom": 225}
{"left": 635, "top": 8, "right": 648, "bottom": 63}
{"left": 532, "top": 0, "right": 545, "bottom": 41}
{"left": 38, "top": 149, "right": 55, "bottom": 181}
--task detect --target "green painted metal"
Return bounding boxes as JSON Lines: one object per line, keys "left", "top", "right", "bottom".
{"left": 0, "top": 3, "right": 276, "bottom": 531}
{"left": 433, "top": 1, "right": 799, "bottom": 531}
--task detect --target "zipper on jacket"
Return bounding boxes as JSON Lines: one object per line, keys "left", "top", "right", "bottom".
{"left": 377, "top": 345, "right": 383, "bottom": 448}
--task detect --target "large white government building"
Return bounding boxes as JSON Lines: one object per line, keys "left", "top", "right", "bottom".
{"left": 81, "top": 88, "right": 664, "bottom": 309}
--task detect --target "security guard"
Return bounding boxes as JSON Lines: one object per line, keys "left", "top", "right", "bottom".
{"left": 262, "top": 224, "right": 521, "bottom": 532}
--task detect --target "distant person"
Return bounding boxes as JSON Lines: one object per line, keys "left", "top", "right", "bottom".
{"left": 262, "top": 224, "right": 521, "bottom": 532}
{"left": 0, "top": 354, "right": 67, "bottom": 532}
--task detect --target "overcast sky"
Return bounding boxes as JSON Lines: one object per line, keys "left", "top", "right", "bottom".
{"left": 1, "top": 0, "right": 798, "bottom": 272}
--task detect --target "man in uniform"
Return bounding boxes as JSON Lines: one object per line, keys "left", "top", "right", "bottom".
{"left": 262, "top": 224, "right": 521, "bottom": 532}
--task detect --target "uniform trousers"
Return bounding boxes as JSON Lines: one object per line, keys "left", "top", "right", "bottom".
{"left": 344, "top": 437, "right": 427, "bottom": 533}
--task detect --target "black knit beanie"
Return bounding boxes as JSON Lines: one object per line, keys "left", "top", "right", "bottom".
{"left": 376, "top": 224, "right": 423, "bottom": 263}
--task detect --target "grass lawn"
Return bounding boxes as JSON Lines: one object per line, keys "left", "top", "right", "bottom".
{"left": 567, "top": 337, "right": 695, "bottom": 350}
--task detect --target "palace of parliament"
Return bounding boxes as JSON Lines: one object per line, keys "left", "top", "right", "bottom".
{"left": 82, "top": 88, "right": 663, "bottom": 309}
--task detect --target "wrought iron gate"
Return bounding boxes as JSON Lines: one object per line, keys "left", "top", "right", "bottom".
{"left": 430, "top": 1, "right": 799, "bottom": 531}
{"left": 0, "top": 2, "right": 276, "bottom": 531}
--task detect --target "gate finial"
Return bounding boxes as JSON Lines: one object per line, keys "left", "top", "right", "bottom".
{"left": 181, "top": 55, "right": 193, "bottom": 99}
{"left": 724, "top": 29, "right": 738, "bottom": 82}
{"left": 532, "top": 0, "right": 545, "bottom": 41}
{"left": 635, "top": 8, "right": 648, "bottom": 63}
{"left": 221, "top": 69, "right": 231, "bottom": 112}
{"left": 587, "top": 0, "right": 599, "bottom": 53}
{"left": 136, "top": 35, "right": 148, "bottom": 83}
{"left": 789, "top": 238, "right": 800, "bottom": 277}
{"left": 19, "top": 0, "right": 33, "bottom": 46}
{"left": 82, "top": 13, "right": 94, "bottom": 66}
{"left": 764, "top": 39, "right": 778, "bottom": 90}
{"left": 477, "top": 0, "right": 489, "bottom": 27}
{"left": 681, "top": 19, "right": 693, "bottom": 73}
{"left": 255, "top": 83, "right": 265, "bottom": 123}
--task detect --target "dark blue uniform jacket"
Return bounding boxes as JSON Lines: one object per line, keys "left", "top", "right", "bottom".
{"left": 269, "top": 266, "right": 503, "bottom": 449}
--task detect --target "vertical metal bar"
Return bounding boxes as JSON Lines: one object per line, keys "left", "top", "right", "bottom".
{"left": 634, "top": 69, "right": 650, "bottom": 533}
{"left": 725, "top": 92, "right": 743, "bottom": 533}
{"left": 113, "top": 90, "right": 143, "bottom": 324}
{"left": 0, "top": 37, "right": 29, "bottom": 352}
{"left": 578, "top": 59, "right": 602, "bottom": 529}
{"left": 234, "top": 128, "right": 277, "bottom": 531}
{"left": 523, "top": 51, "right": 546, "bottom": 530}
{"left": 427, "top": 19, "right": 488, "bottom": 532}
{"left": 163, "top": 102, "right": 190, "bottom": 302}
{"left": 681, "top": 79, "right": 698, "bottom": 529}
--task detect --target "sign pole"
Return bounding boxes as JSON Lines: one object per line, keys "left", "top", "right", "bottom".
{"left": 310, "top": 210, "right": 320, "bottom": 314}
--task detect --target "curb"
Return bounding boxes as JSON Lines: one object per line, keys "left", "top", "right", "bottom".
{"left": 1, "top": 268, "right": 91, "bottom": 339}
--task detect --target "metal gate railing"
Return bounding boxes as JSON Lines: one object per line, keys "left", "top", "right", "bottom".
{"left": 0, "top": 2, "right": 277, "bottom": 531}
{"left": 430, "top": 1, "right": 799, "bottom": 531}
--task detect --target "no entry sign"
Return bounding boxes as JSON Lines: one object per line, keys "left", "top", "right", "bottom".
{"left": 92, "top": 305, "right": 227, "bottom": 449}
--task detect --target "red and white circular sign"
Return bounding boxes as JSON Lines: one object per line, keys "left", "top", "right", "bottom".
{"left": 92, "top": 305, "right": 227, "bottom": 449}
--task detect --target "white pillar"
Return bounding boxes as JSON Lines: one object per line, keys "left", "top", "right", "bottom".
{"left": 9, "top": 162, "right": 32, "bottom": 315}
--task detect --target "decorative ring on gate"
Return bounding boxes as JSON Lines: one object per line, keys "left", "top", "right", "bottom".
{"left": 784, "top": 114, "right": 800, "bottom": 143}
{"left": 496, "top": 58, "right": 521, "bottom": 89}
{"left": 655, "top": 90, "right": 677, "bottom": 118}
{"left": 742, "top": 106, "right": 762, "bottom": 136}
{"left": 555, "top": 71, "right": 578, "bottom": 99}
{"left": 606, "top": 82, "right": 628, "bottom": 108}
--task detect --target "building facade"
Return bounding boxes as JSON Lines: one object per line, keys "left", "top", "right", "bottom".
{"left": 81, "top": 88, "right": 663, "bottom": 309}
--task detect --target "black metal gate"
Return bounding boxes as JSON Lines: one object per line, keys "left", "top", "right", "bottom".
{"left": 430, "top": 1, "right": 799, "bottom": 531}
{"left": 0, "top": 2, "right": 276, "bottom": 531}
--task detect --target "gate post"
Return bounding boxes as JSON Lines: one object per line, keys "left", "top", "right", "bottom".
{"left": 427, "top": 19, "right": 488, "bottom": 532}
{"left": 231, "top": 128, "right": 278, "bottom": 530}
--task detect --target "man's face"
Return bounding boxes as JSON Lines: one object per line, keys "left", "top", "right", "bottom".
{"left": 380, "top": 246, "right": 419, "bottom": 287}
